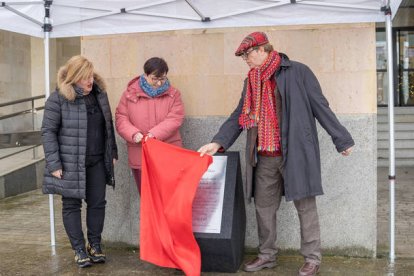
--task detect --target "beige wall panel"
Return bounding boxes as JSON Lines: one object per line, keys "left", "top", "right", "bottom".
{"left": 110, "top": 36, "right": 140, "bottom": 79}
{"left": 168, "top": 74, "right": 246, "bottom": 116}
{"left": 82, "top": 37, "right": 111, "bottom": 78}
{"left": 0, "top": 64, "right": 11, "bottom": 82}
{"left": 137, "top": 33, "right": 188, "bottom": 76}
{"left": 224, "top": 30, "right": 255, "bottom": 76}
{"left": 30, "top": 37, "right": 45, "bottom": 98}
{"left": 56, "top": 38, "right": 81, "bottom": 71}
{"left": 82, "top": 23, "right": 376, "bottom": 116}
{"left": 105, "top": 77, "right": 130, "bottom": 113}
{"left": 317, "top": 71, "right": 377, "bottom": 114}
{"left": 191, "top": 33, "right": 225, "bottom": 76}
{"left": 0, "top": 30, "right": 31, "bottom": 114}
{"left": 332, "top": 29, "right": 376, "bottom": 72}
{"left": 30, "top": 37, "right": 57, "bottom": 97}
{"left": 265, "top": 29, "right": 335, "bottom": 73}
{"left": 31, "top": 37, "right": 80, "bottom": 98}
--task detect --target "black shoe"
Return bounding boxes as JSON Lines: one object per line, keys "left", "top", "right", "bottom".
{"left": 74, "top": 248, "right": 92, "bottom": 268}
{"left": 87, "top": 243, "right": 106, "bottom": 263}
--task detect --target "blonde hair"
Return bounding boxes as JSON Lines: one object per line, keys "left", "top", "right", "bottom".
{"left": 60, "top": 55, "right": 94, "bottom": 86}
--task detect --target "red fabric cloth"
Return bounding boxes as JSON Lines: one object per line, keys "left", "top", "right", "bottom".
{"left": 140, "top": 138, "right": 212, "bottom": 276}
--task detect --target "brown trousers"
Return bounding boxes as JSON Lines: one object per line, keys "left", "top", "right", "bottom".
{"left": 254, "top": 155, "right": 321, "bottom": 264}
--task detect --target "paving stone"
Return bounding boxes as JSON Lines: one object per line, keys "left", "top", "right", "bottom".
{"left": 1, "top": 167, "right": 414, "bottom": 275}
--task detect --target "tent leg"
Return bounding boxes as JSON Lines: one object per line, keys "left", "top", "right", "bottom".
{"left": 48, "top": 194, "right": 56, "bottom": 247}
{"left": 385, "top": 3, "right": 395, "bottom": 266}
{"left": 44, "top": 1, "right": 55, "bottom": 253}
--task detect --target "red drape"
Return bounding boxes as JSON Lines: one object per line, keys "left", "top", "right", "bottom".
{"left": 140, "top": 139, "right": 213, "bottom": 276}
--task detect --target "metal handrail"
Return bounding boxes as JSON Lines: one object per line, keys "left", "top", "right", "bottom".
{"left": 0, "top": 95, "right": 45, "bottom": 108}
{"left": 0, "top": 106, "right": 45, "bottom": 121}
{"left": 0, "top": 145, "right": 39, "bottom": 160}
{"left": 0, "top": 95, "right": 46, "bottom": 160}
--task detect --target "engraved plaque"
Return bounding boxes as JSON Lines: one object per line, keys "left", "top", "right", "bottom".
{"left": 193, "top": 152, "right": 246, "bottom": 272}
{"left": 192, "top": 156, "right": 227, "bottom": 233}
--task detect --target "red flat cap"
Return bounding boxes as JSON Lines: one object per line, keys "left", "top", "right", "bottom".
{"left": 235, "top": 32, "right": 269, "bottom": 56}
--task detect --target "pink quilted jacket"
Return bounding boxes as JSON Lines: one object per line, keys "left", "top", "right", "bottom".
{"left": 115, "top": 76, "right": 185, "bottom": 169}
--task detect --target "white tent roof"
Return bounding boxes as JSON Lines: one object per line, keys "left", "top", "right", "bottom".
{"left": 0, "top": 0, "right": 403, "bottom": 38}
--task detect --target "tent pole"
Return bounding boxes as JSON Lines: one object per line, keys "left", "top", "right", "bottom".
{"left": 384, "top": 1, "right": 395, "bottom": 265}
{"left": 43, "top": 0, "right": 55, "bottom": 251}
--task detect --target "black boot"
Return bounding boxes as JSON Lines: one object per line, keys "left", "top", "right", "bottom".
{"left": 87, "top": 243, "right": 106, "bottom": 263}
{"left": 74, "top": 248, "right": 92, "bottom": 268}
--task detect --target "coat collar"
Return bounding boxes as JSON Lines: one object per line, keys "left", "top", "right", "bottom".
{"left": 279, "top": 53, "right": 291, "bottom": 68}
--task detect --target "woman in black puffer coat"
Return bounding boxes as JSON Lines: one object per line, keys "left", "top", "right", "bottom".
{"left": 41, "top": 55, "right": 118, "bottom": 268}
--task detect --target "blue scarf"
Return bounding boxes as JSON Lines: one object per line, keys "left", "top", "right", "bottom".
{"left": 139, "top": 74, "right": 170, "bottom": 98}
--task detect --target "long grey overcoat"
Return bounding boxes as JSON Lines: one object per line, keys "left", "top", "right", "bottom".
{"left": 41, "top": 70, "right": 118, "bottom": 199}
{"left": 212, "top": 53, "right": 355, "bottom": 202}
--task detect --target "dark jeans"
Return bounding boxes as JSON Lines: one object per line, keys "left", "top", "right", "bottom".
{"left": 62, "top": 160, "right": 107, "bottom": 250}
{"left": 132, "top": 168, "right": 141, "bottom": 195}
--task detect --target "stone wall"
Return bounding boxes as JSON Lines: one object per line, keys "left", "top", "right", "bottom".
{"left": 0, "top": 31, "right": 31, "bottom": 116}
{"left": 85, "top": 23, "right": 377, "bottom": 256}
{"left": 0, "top": 31, "right": 80, "bottom": 132}
{"left": 30, "top": 37, "right": 81, "bottom": 98}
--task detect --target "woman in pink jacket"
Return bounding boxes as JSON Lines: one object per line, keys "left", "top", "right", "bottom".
{"left": 115, "top": 57, "right": 185, "bottom": 193}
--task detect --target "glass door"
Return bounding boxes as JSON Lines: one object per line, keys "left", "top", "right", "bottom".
{"left": 396, "top": 29, "right": 414, "bottom": 106}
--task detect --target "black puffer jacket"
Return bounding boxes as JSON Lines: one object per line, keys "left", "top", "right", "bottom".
{"left": 42, "top": 70, "right": 118, "bottom": 199}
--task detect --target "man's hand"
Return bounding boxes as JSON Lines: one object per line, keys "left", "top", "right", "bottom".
{"left": 197, "top": 142, "right": 221, "bottom": 157}
{"left": 341, "top": 146, "right": 353, "bottom": 156}
{"left": 51, "top": 169, "right": 63, "bottom": 179}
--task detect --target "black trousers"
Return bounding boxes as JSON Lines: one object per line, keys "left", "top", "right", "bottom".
{"left": 131, "top": 168, "right": 141, "bottom": 195}
{"left": 62, "top": 160, "right": 107, "bottom": 250}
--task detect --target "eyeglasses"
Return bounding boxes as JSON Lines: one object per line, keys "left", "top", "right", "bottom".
{"left": 241, "top": 47, "right": 257, "bottom": 60}
{"left": 149, "top": 75, "right": 168, "bottom": 84}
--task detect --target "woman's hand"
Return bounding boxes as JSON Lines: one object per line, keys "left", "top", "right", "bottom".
{"left": 144, "top": 132, "right": 155, "bottom": 142}
{"left": 51, "top": 169, "right": 63, "bottom": 179}
{"left": 133, "top": 132, "right": 144, "bottom": 144}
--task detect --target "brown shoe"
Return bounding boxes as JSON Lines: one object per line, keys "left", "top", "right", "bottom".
{"left": 243, "top": 257, "right": 276, "bottom": 272}
{"left": 298, "top": 262, "right": 320, "bottom": 276}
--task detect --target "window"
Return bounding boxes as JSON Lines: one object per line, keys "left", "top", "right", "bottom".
{"left": 376, "top": 30, "right": 388, "bottom": 106}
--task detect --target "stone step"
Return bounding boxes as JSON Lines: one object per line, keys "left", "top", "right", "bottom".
{"left": 378, "top": 158, "right": 414, "bottom": 167}
{"left": 377, "top": 131, "right": 414, "bottom": 140}
{"left": 378, "top": 140, "right": 414, "bottom": 149}
{"left": 377, "top": 123, "right": 414, "bottom": 131}
{"left": 0, "top": 158, "right": 44, "bottom": 199}
{"left": 377, "top": 114, "right": 414, "bottom": 123}
{"left": 0, "top": 146, "right": 44, "bottom": 176}
{"left": 378, "top": 107, "right": 414, "bottom": 115}
{"left": 378, "top": 149, "right": 414, "bottom": 159}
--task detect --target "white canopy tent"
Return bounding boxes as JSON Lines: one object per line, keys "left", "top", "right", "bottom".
{"left": 0, "top": 0, "right": 403, "bottom": 37}
{"left": 0, "top": 0, "right": 402, "bottom": 265}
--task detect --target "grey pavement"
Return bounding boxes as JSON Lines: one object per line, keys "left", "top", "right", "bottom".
{"left": 0, "top": 167, "right": 413, "bottom": 275}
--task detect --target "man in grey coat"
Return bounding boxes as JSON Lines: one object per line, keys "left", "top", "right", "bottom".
{"left": 198, "top": 32, "right": 354, "bottom": 276}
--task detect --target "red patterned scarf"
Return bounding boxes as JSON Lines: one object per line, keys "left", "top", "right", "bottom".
{"left": 239, "top": 51, "right": 281, "bottom": 153}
